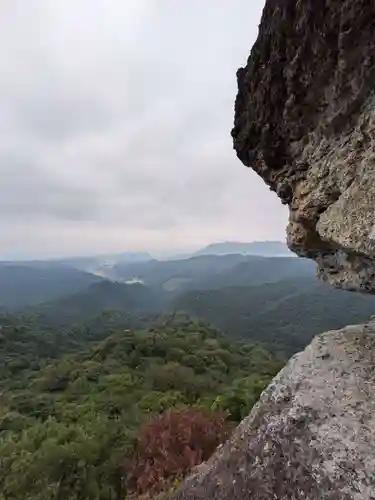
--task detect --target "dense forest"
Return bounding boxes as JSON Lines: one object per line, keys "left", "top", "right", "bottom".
{"left": 2, "top": 255, "right": 375, "bottom": 359}
{"left": 173, "top": 279, "right": 375, "bottom": 355}
{"left": 0, "top": 313, "right": 283, "bottom": 499}
{"left": 0, "top": 263, "right": 102, "bottom": 310}
{"left": 2, "top": 253, "right": 375, "bottom": 498}
{"left": 112, "top": 254, "right": 315, "bottom": 292}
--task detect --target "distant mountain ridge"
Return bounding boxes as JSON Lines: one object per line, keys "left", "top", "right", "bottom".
{"left": 30, "top": 280, "right": 163, "bottom": 328}
{"left": 113, "top": 254, "right": 313, "bottom": 292}
{"left": 0, "top": 263, "right": 103, "bottom": 310}
{"left": 55, "top": 251, "right": 152, "bottom": 270}
{"left": 172, "top": 279, "right": 375, "bottom": 355}
{"left": 0, "top": 254, "right": 315, "bottom": 312}
{"left": 0, "top": 252, "right": 153, "bottom": 284}
{"left": 2, "top": 252, "right": 375, "bottom": 358}
{"left": 193, "top": 241, "right": 293, "bottom": 257}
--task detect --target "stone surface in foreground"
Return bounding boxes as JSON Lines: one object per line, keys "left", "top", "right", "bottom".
{"left": 172, "top": 321, "right": 375, "bottom": 499}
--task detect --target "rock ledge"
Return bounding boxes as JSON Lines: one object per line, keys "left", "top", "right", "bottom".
{"left": 173, "top": 321, "right": 375, "bottom": 499}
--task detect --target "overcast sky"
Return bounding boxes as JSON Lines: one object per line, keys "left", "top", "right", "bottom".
{"left": 0, "top": 0, "right": 288, "bottom": 259}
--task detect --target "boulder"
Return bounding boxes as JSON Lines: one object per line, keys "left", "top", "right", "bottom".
{"left": 173, "top": 321, "right": 375, "bottom": 499}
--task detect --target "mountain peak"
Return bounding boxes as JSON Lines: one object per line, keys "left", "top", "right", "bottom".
{"left": 194, "top": 241, "right": 292, "bottom": 257}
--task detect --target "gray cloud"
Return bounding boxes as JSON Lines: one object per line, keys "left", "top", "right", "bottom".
{"left": 0, "top": 0, "right": 288, "bottom": 258}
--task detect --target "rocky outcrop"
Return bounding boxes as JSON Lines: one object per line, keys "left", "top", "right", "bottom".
{"left": 173, "top": 321, "right": 375, "bottom": 499}
{"left": 171, "top": 2, "right": 375, "bottom": 499}
{"left": 232, "top": 0, "right": 375, "bottom": 292}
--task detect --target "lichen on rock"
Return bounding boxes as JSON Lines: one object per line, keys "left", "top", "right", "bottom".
{"left": 173, "top": 321, "right": 375, "bottom": 499}
{"left": 232, "top": 0, "right": 375, "bottom": 293}
{"left": 171, "top": 1, "right": 375, "bottom": 498}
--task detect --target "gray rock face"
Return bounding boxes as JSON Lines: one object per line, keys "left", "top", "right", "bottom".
{"left": 232, "top": 0, "right": 375, "bottom": 292}
{"left": 171, "top": 3, "right": 375, "bottom": 499}
{"left": 173, "top": 321, "right": 375, "bottom": 499}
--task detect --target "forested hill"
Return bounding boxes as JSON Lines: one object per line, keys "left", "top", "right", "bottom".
{"left": 27, "top": 280, "right": 164, "bottom": 328}
{"left": 0, "top": 263, "right": 102, "bottom": 309}
{"left": 172, "top": 280, "right": 375, "bottom": 355}
{"left": 112, "top": 254, "right": 315, "bottom": 291}
{"left": 3, "top": 253, "right": 375, "bottom": 357}
{"left": 2, "top": 252, "right": 375, "bottom": 498}
{"left": 0, "top": 315, "right": 283, "bottom": 499}
{"left": 0, "top": 254, "right": 315, "bottom": 310}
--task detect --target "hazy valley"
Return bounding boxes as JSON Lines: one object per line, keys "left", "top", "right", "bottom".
{"left": 2, "top": 241, "right": 375, "bottom": 498}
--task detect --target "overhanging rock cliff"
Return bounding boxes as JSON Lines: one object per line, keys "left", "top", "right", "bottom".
{"left": 172, "top": 1, "right": 375, "bottom": 498}
{"left": 232, "top": 0, "right": 375, "bottom": 293}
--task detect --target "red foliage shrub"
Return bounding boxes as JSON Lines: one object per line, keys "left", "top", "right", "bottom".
{"left": 128, "top": 408, "right": 230, "bottom": 494}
